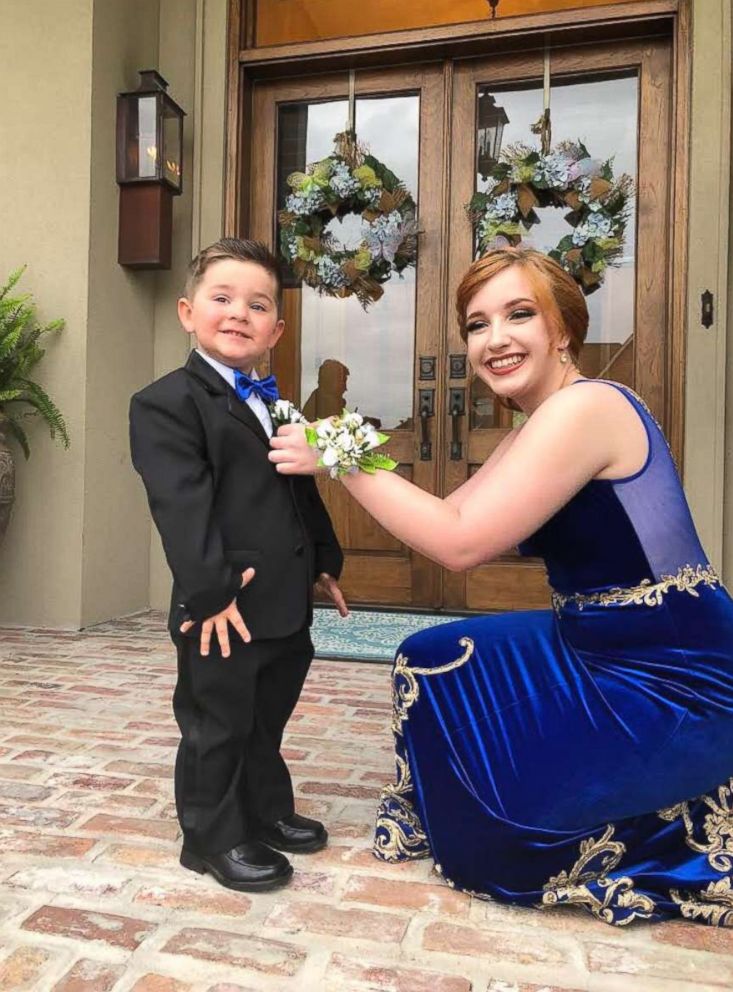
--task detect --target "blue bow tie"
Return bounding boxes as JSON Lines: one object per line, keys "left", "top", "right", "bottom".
{"left": 233, "top": 371, "right": 279, "bottom": 404}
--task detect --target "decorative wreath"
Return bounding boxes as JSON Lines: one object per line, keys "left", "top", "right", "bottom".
{"left": 278, "top": 131, "right": 418, "bottom": 309}
{"left": 467, "top": 140, "right": 634, "bottom": 293}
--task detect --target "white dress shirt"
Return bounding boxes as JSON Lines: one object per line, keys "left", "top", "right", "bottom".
{"left": 196, "top": 348, "right": 273, "bottom": 438}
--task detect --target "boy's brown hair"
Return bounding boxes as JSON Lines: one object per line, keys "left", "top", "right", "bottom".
{"left": 184, "top": 238, "right": 283, "bottom": 312}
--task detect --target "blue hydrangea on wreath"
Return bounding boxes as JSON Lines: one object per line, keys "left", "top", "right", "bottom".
{"left": 278, "top": 130, "right": 418, "bottom": 309}
{"left": 467, "top": 140, "right": 634, "bottom": 293}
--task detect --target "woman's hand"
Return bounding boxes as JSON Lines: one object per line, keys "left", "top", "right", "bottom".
{"left": 269, "top": 423, "right": 320, "bottom": 475}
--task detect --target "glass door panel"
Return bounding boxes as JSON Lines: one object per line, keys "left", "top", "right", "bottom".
{"left": 446, "top": 41, "right": 671, "bottom": 612}
{"left": 276, "top": 96, "right": 419, "bottom": 431}
{"left": 250, "top": 66, "right": 446, "bottom": 607}
{"left": 473, "top": 72, "right": 639, "bottom": 431}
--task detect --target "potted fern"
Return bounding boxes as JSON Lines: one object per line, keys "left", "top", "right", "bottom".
{"left": 0, "top": 267, "right": 69, "bottom": 546}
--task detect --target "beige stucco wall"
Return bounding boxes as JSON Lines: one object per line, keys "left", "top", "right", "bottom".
{"left": 0, "top": 0, "right": 197, "bottom": 627}
{"left": 85, "top": 0, "right": 198, "bottom": 625}
{"left": 723, "top": 19, "right": 733, "bottom": 585}
{"left": 195, "top": 0, "right": 229, "bottom": 251}
{"left": 0, "top": 0, "right": 93, "bottom": 627}
{"left": 81, "top": 0, "right": 161, "bottom": 627}
{"left": 149, "top": 0, "right": 228, "bottom": 612}
{"left": 147, "top": 0, "right": 205, "bottom": 613}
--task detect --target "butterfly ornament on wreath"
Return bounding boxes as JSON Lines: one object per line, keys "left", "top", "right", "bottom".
{"left": 278, "top": 71, "right": 418, "bottom": 310}
{"left": 466, "top": 46, "right": 634, "bottom": 294}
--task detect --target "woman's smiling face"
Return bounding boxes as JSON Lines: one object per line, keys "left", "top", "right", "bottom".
{"left": 464, "top": 265, "right": 570, "bottom": 413}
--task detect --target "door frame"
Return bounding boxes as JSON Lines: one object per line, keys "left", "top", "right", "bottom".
{"left": 237, "top": 37, "right": 680, "bottom": 612}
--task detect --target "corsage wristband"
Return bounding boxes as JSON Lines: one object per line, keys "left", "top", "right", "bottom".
{"left": 269, "top": 401, "right": 397, "bottom": 479}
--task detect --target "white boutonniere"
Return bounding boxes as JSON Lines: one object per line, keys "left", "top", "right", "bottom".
{"left": 269, "top": 399, "right": 308, "bottom": 428}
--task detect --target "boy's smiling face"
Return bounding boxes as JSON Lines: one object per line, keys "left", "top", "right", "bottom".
{"left": 178, "top": 258, "right": 284, "bottom": 372}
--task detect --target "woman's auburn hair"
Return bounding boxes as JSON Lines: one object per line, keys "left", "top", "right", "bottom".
{"left": 455, "top": 247, "right": 589, "bottom": 360}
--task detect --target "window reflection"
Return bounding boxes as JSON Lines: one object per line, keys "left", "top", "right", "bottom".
{"left": 302, "top": 359, "right": 350, "bottom": 421}
{"left": 276, "top": 95, "right": 419, "bottom": 430}
{"left": 473, "top": 73, "right": 638, "bottom": 426}
{"left": 470, "top": 377, "right": 495, "bottom": 429}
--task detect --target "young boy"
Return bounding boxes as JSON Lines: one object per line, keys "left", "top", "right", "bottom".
{"left": 130, "top": 238, "right": 345, "bottom": 892}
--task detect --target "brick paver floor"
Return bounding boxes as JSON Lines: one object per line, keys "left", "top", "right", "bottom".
{"left": 1, "top": 612, "right": 732, "bottom": 991}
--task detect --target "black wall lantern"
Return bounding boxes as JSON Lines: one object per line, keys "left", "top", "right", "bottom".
{"left": 116, "top": 70, "right": 185, "bottom": 269}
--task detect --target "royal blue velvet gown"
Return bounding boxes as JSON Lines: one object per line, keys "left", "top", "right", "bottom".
{"left": 374, "top": 381, "right": 733, "bottom": 926}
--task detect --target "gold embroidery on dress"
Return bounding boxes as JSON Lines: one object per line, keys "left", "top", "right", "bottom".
{"left": 373, "top": 793, "right": 430, "bottom": 861}
{"left": 391, "top": 652, "right": 420, "bottom": 736}
{"left": 374, "top": 752, "right": 430, "bottom": 861}
{"left": 541, "top": 824, "right": 655, "bottom": 925}
{"left": 670, "top": 878, "right": 733, "bottom": 927}
{"left": 391, "top": 637, "right": 475, "bottom": 732}
{"left": 552, "top": 563, "right": 719, "bottom": 613}
{"left": 658, "top": 778, "right": 733, "bottom": 873}
{"left": 433, "top": 862, "right": 489, "bottom": 899}
{"left": 374, "top": 638, "right": 475, "bottom": 862}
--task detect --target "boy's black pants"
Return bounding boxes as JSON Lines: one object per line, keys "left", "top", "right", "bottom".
{"left": 171, "top": 625, "right": 313, "bottom": 855}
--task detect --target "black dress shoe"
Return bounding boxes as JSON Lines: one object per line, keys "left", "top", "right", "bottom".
{"left": 180, "top": 840, "right": 293, "bottom": 891}
{"left": 257, "top": 813, "right": 328, "bottom": 853}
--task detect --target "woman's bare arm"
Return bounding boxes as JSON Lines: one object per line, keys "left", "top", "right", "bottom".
{"left": 270, "top": 384, "right": 638, "bottom": 571}
{"left": 444, "top": 428, "right": 521, "bottom": 509}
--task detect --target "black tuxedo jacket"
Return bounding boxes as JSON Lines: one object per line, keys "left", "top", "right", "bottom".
{"left": 130, "top": 351, "right": 343, "bottom": 641}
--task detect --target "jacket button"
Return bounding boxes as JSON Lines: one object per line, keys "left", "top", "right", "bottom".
{"left": 294, "top": 544, "right": 304, "bottom": 556}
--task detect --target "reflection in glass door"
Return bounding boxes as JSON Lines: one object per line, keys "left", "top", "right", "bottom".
{"left": 470, "top": 73, "right": 639, "bottom": 434}
{"left": 445, "top": 42, "right": 671, "bottom": 612}
{"left": 276, "top": 96, "right": 419, "bottom": 431}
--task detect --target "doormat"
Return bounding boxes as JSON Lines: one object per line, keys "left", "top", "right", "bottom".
{"left": 312, "top": 606, "right": 466, "bottom": 663}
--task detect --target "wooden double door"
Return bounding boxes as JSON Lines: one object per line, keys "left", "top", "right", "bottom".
{"left": 247, "top": 39, "right": 672, "bottom": 612}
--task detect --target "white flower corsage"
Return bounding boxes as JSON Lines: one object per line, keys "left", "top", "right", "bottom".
{"left": 306, "top": 410, "right": 398, "bottom": 479}
{"left": 269, "top": 399, "right": 308, "bottom": 428}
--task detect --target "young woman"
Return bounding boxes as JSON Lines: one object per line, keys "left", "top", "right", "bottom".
{"left": 270, "top": 248, "right": 733, "bottom": 926}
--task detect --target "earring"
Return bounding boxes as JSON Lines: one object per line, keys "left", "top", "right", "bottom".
{"left": 559, "top": 349, "right": 569, "bottom": 364}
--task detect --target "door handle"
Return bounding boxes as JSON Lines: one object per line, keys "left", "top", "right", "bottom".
{"left": 449, "top": 387, "right": 465, "bottom": 460}
{"left": 418, "top": 388, "right": 434, "bottom": 461}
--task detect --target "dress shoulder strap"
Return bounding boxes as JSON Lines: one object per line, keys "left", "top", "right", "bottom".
{"left": 570, "top": 378, "right": 674, "bottom": 468}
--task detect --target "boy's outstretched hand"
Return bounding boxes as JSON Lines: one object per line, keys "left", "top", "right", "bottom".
{"left": 179, "top": 567, "right": 256, "bottom": 658}
{"left": 315, "top": 572, "right": 349, "bottom": 618}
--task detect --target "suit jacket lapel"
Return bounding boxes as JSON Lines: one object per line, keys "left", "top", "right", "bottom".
{"left": 185, "top": 351, "right": 270, "bottom": 448}
{"left": 226, "top": 392, "right": 270, "bottom": 447}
